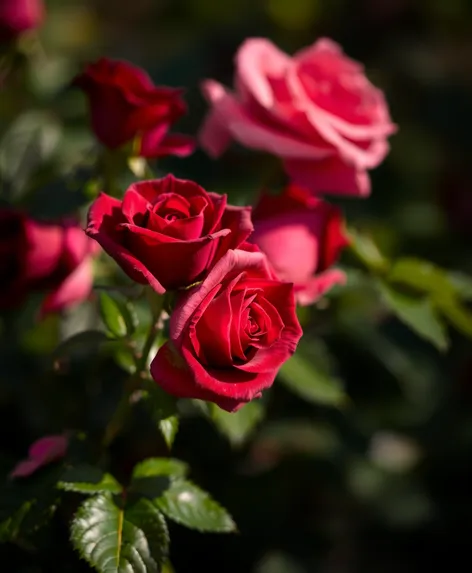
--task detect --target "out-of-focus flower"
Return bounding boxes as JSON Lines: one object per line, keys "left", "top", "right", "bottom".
{"left": 200, "top": 37, "right": 396, "bottom": 197}
{"left": 251, "top": 184, "right": 349, "bottom": 305}
{"left": 74, "top": 58, "right": 194, "bottom": 158}
{"left": 10, "top": 434, "right": 68, "bottom": 479}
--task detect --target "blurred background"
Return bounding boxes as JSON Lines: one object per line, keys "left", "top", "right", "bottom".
{"left": 1, "top": 0, "right": 472, "bottom": 571}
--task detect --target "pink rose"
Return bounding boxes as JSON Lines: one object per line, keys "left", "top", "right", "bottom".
{"left": 199, "top": 38, "right": 396, "bottom": 197}
{"left": 86, "top": 175, "right": 253, "bottom": 293}
{"left": 0, "top": 0, "right": 44, "bottom": 43}
{"left": 10, "top": 435, "right": 68, "bottom": 479}
{"left": 251, "top": 185, "right": 349, "bottom": 305}
{"left": 150, "top": 248, "right": 303, "bottom": 412}
{"left": 0, "top": 209, "right": 97, "bottom": 315}
{"left": 74, "top": 58, "right": 194, "bottom": 158}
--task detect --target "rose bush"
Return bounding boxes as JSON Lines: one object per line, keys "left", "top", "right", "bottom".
{"left": 199, "top": 38, "right": 396, "bottom": 197}
{"left": 150, "top": 248, "right": 303, "bottom": 412}
{"left": 0, "top": 210, "right": 97, "bottom": 315}
{"left": 74, "top": 58, "right": 194, "bottom": 158}
{"left": 0, "top": 0, "right": 44, "bottom": 43}
{"left": 251, "top": 184, "right": 349, "bottom": 305}
{"left": 86, "top": 174, "right": 253, "bottom": 293}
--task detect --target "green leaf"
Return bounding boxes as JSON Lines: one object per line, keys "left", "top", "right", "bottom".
{"left": 434, "top": 296, "right": 472, "bottom": 338}
{"left": 156, "top": 479, "right": 236, "bottom": 533}
{"left": 132, "top": 458, "right": 188, "bottom": 479}
{"left": 53, "top": 330, "right": 109, "bottom": 361}
{"left": 158, "top": 417, "right": 179, "bottom": 450}
{"left": 448, "top": 272, "right": 472, "bottom": 300}
{"left": 99, "top": 293, "right": 128, "bottom": 338}
{"left": 278, "top": 354, "right": 346, "bottom": 407}
{"left": 388, "top": 258, "right": 455, "bottom": 298}
{"left": 348, "top": 228, "right": 389, "bottom": 273}
{"left": 0, "top": 468, "right": 62, "bottom": 541}
{"left": 209, "top": 401, "right": 264, "bottom": 447}
{"left": 377, "top": 281, "right": 449, "bottom": 351}
{"left": 58, "top": 465, "right": 122, "bottom": 495}
{"left": 0, "top": 111, "right": 61, "bottom": 199}
{"left": 71, "top": 493, "right": 169, "bottom": 573}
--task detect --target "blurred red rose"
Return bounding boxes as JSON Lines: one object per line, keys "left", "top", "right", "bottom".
{"left": 0, "top": 0, "right": 44, "bottom": 43}
{"left": 150, "top": 248, "right": 303, "bottom": 412}
{"left": 74, "top": 58, "right": 194, "bottom": 158}
{"left": 200, "top": 38, "right": 396, "bottom": 197}
{"left": 251, "top": 184, "right": 349, "bottom": 305}
{"left": 86, "top": 174, "right": 253, "bottom": 293}
{"left": 0, "top": 209, "right": 97, "bottom": 315}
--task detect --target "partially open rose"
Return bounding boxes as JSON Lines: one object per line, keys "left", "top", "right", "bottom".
{"left": 150, "top": 248, "right": 303, "bottom": 412}
{"left": 200, "top": 38, "right": 396, "bottom": 197}
{"left": 251, "top": 184, "right": 349, "bottom": 305}
{"left": 86, "top": 175, "right": 253, "bottom": 293}
{"left": 74, "top": 58, "right": 194, "bottom": 158}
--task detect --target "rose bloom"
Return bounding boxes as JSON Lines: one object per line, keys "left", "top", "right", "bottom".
{"left": 0, "top": 0, "right": 44, "bottom": 43}
{"left": 74, "top": 58, "right": 194, "bottom": 158}
{"left": 86, "top": 174, "right": 253, "bottom": 293}
{"left": 150, "top": 248, "right": 303, "bottom": 412}
{"left": 10, "top": 435, "right": 68, "bottom": 479}
{"left": 0, "top": 210, "right": 97, "bottom": 315}
{"left": 200, "top": 38, "right": 396, "bottom": 197}
{"left": 251, "top": 184, "right": 349, "bottom": 305}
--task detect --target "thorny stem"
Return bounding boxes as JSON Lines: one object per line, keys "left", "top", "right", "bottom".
{"left": 101, "top": 291, "right": 166, "bottom": 448}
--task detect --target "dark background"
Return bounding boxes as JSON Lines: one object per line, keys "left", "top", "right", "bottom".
{"left": 1, "top": 0, "right": 472, "bottom": 571}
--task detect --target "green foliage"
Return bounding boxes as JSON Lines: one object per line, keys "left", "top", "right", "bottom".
{"left": 52, "top": 330, "right": 109, "bottom": 360}
{"left": 278, "top": 348, "right": 347, "bottom": 407}
{"left": 141, "top": 382, "right": 180, "bottom": 448}
{"left": 208, "top": 401, "right": 265, "bottom": 446}
{"left": 157, "top": 417, "right": 179, "bottom": 450}
{"left": 132, "top": 458, "right": 188, "bottom": 480}
{"left": 377, "top": 281, "right": 449, "bottom": 351}
{"left": 99, "top": 292, "right": 138, "bottom": 339}
{"left": 0, "top": 111, "right": 61, "bottom": 199}
{"left": 71, "top": 493, "right": 169, "bottom": 573}
{"left": 155, "top": 479, "right": 236, "bottom": 533}
{"left": 0, "top": 468, "right": 62, "bottom": 543}
{"left": 58, "top": 465, "right": 122, "bottom": 494}
{"left": 348, "top": 228, "right": 389, "bottom": 273}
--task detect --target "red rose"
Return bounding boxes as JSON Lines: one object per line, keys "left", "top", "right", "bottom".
{"left": 0, "top": 209, "right": 97, "bottom": 315}
{"left": 0, "top": 0, "right": 44, "bottom": 43}
{"left": 150, "top": 248, "right": 303, "bottom": 412}
{"left": 199, "top": 38, "right": 396, "bottom": 197}
{"left": 74, "top": 58, "right": 194, "bottom": 158}
{"left": 86, "top": 175, "right": 253, "bottom": 293}
{"left": 251, "top": 185, "right": 349, "bottom": 305}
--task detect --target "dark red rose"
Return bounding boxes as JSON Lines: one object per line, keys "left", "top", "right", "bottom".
{"left": 0, "top": 209, "right": 97, "bottom": 315}
{"left": 74, "top": 58, "right": 194, "bottom": 158}
{"left": 150, "top": 248, "right": 303, "bottom": 412}
{"left": 0, "top": 0, "right": 44, "bottom": 43}
{"left": 86, "top": 175, "right": 253, "bottom": 293}
{"left": 251, "top": 184, "right": 349, "bottom": 305}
